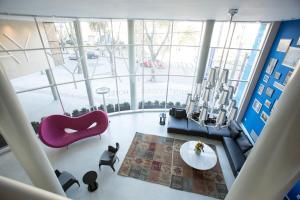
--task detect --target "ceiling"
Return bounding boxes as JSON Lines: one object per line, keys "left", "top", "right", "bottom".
{"left": 0, "top": 0, "right": 300, "bottom": 21}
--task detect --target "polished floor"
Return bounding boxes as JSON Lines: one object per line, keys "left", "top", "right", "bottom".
{"left": 0, "top": 112, "right": 235, "bottom": 200}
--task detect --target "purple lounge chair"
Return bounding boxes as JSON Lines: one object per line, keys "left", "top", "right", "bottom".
{"left": 39, "top": 111, "right": 109, "bottom": 148}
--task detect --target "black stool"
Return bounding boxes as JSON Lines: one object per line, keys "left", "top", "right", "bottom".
{"left": 82, "top": 171, "right": 98, "bottom": 192}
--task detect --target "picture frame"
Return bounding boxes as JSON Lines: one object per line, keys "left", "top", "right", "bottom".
{"left": 257, "top": 84, "right": 265, "bottom": 95}
{"left": 283, "top": 71, "right": 293, "bottom": 86}
{"left": 263, "top": 75, "right": 269, "bottom": 83}
{"left": 274, "top": 72, "right": 281, "bottom": 80}
{"left": 282, "top": 47, "right": 300, "bottom": 68}
{"left": 273, "top": 81, "right": 285, "bottom": 91}
{"left": 265, "top": 87, "right": 274, "bottom": 97}
{"left": 271, "top": 100, "right": 278, "bottom": 113}
{"left": 252, "top": 99, "right": 262, "bottom": 114}
{"left": 266, "top": 58, "right": 277, "bottom": 75}
{"left": 264, "top": 99, "right": 272, "bottom": 109}
{"left": 260, "top": 111, "right": 269, "bottom": 123}
{"left": 276, "top": 39, "right": 292, "bottom": 53}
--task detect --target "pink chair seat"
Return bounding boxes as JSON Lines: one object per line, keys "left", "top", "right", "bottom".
{"left": 39, "top": 111, "right": 109, "bottom": 148}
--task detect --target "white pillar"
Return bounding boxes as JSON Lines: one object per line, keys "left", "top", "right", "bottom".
{"left": 0, "top": 66, "right": 65, "bottom": 196}
{"left": 196, "top": 20, "right": 215, "bottom": 83}
{"left": 0, "top": 176, "right": 69, "bottom": 200}
{"left": 226, "top": 61, "right": 300, "bottom": 200}
{"left": 128, "top": 20, "right": 137, "bottom": 110}
{"left": 74, "top": 20, "right": 95, "bottom": 107}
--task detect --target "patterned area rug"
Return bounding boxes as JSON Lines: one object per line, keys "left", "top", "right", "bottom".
{"left": 118, "top": 133, "right": 228, "bottom": 199}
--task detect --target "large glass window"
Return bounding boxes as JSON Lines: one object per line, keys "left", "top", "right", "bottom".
{"left": 206, "top": 22, "right": 270, "bottom": 106}
{"left": 0, "top": 15, "right": 270, "bottom": 122}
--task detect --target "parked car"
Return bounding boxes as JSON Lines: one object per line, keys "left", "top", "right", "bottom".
{"left": 140, "top": 60, "right": 165, "bottom": 69}
{"left": 68, "top": 53, "right": 77, "bottom": 60}
{"left": 87, "top": 51, "right": 99, "bottom": 59}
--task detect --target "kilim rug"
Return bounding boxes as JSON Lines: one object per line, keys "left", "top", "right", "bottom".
{"left": 118, "top": 132, "right": 228, "bottom": 199}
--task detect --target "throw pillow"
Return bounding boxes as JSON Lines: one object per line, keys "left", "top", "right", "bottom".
{"left": 236, "top": 134, "right": 253, "bottom": 153}
{"left": 169, "top": 107, "right": 176, "bottom": 116}
{"left": 229, "top": 121, "right": 242, "bottom": 138}
{"left": 174, "top": 109, "right": 187, "bottom": 119}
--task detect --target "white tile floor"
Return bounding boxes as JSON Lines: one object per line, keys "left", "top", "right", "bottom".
{"left": 0, "top": 112, "right": 235, "bottom": 200}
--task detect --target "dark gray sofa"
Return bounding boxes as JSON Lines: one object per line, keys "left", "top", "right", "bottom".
{"left": 167, "top": 114, "right": 252, "bottom": 177}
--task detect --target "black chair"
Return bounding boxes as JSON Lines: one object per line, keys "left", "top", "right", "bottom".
{"left": 99, "top": 143, "right": 120, "bottom": 172}
{"left": 55, "top": 170, "right": 80, "bottom": 192}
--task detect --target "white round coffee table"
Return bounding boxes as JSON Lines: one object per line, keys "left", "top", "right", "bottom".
{"left": 180, "top": 141, "right": 217, "bottom": 170}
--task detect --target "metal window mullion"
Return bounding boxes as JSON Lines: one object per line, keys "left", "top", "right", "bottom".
{"left": 165, "top": 21, "right": 174, "bottom": 109}
{"left": 33, "top": 17, "right": 66, "bottom": 113}
{"left": 110, "top": 19, "right": 121, "bottom": 113}
{"left": 141, "top": 20, "right": 145, "bottom": 110}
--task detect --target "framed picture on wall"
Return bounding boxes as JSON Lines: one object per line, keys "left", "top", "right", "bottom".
{"left": 265, "top": 99, "right": 272, "bottom": 109}
{"left": 282, "top": 47, "right": 300, "bottom": 68}
{"left": 271, "top": 100, "right": 278, "bottom": 113}
{"left": 283, "top": 71, "right": 293, "bottom": 86}
{"left": 263, "top": 75, "right": 269, "bottom": 83}
{"left": 266, "top": 87, "right": 274, "bottom": 97}
{"left": 276, "top": 39, "right": 292, "bottom": 53}
{"left": 266, "top": 58, "right": 277, "bottom": 75}
{"left": 274, "top": 72, "right": 281, "bottom": 79}
{"left": 252, "top": 99, "right": 262, "bottom": 114}
{"left": 257, "top": 84, "right": 265, "bottom": 95}
{"left": 260, "top": 111, "right": 269, "bottom": 123}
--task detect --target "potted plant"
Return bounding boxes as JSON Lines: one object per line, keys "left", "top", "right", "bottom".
{"left": 194, "top": 141, "right": 204, "bottom": 155}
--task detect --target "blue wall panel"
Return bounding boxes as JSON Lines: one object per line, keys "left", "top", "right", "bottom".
{"left": 241, "top": 19, "right": 300, "bottom": 200}
{"left": 242, "top": 20, "right": 300, "bottom": 136}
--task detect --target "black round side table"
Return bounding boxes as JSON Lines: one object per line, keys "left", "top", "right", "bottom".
{"left": 82, "top": 171, "right": 98, "bottom": 192}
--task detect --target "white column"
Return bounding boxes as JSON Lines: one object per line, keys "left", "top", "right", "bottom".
{"left": 128, "top": 20, "right": 137, "bottom": 110}
{"left": 226, "top": 61, "right": 300, "bottom": 200}
{"left": 0, "top": 176, "right": 69, "bottom": 200}
{"left": 74, "top": 20, "right": 95, "bottom": 107}
{"left": 0, "top": 66, "right": 65, "bottom": 196}
{"left": 196, "top": 20, "right": 215, "bottom": 83}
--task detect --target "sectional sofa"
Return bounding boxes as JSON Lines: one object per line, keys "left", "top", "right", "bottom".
{"left": 167, "top": 110, "right": 253, "bottom": 177}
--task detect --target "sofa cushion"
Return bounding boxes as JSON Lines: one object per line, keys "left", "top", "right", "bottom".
{"left": 207, "top": 126, "right": 231, "bottom": 140}
{"left": 167, "top": 116, "right": 188, "bottom": 134}
{"left": 174, "top": 109, "right": 187, "bottom": 119}
{"left": 228, "top": 121, "right": 242, "bottom": 138}
{"left": 236, "top": 134, "right": 253, "bottom": 153}
{"left": 223, "top": 137, "right": 246, "bottom": 176}
{"left": 187, "top": 119, "right": 208, "bottom": 136}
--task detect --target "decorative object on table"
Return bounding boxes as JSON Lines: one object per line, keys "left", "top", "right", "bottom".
{"left": 282, "top": 47, "right": 300, "bottom": 68}
{"left": 260, "top": 111, "right": 269, "bottom": 123}
{"left": 274, "top": 72, "right": 281, "bottom": 80}
{"left": 273, "top": 81, "right": 285, "bottom": 91}
{"left": 99, "top": 143, "right": 120, "bottom": 172}
{"left": 38, "top": 111, "right": 109, "bottom": 148}
{"left": 194, "top": 140, "right": 204, "bottom": 154}
{"left": 96, "top": 87, "right": 110, "bottom": 113}
{"left": 55, "top": 169, "right": 80, "bottom": 192}
{"left": 266, "top": 87, "right": 274, "bottom": 97}
{"left": 266, "top": 58, "right": 277, "bottom": 75}
{"left": 118, "top": 133, "right": 227, "bottom": 199}
{"left": 159, "top": 113, "right": 166, "bottom": 125}
{"left": 263, "top": 75, "right": 269, "bottom": 83}
{"left": 252, "top": 99, "right": 262, "bottom": 114}
{"left": 276, "top": 38, "right": 292, "bottom": 53}
{"left": 283, "top": 71, "right": 293, "bottom": 86}
{"left": 264, "top": 99, "right": 272, "bottom": 109}
{"left": 82, "top": 171, "right": 98, "bottom": 192}
{"left": 257, "top": 84, "right": 265, "bottom": 95}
